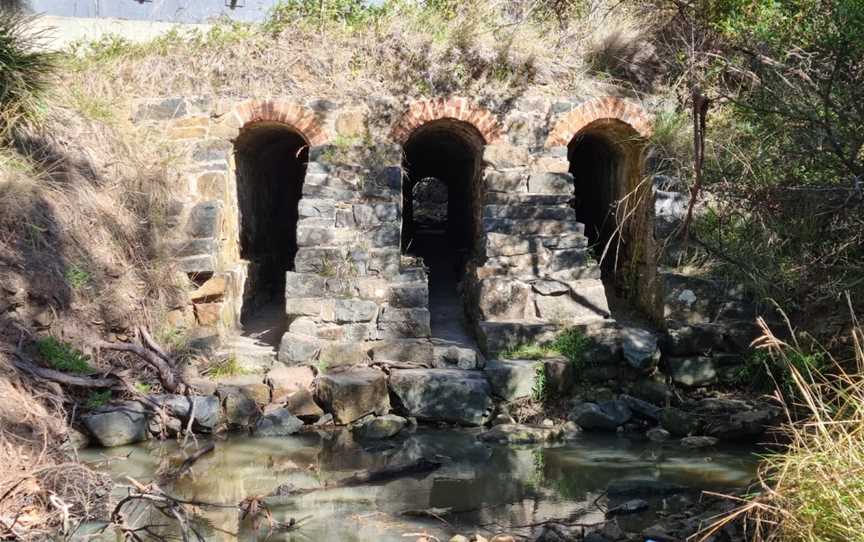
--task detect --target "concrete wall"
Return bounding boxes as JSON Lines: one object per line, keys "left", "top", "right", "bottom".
{"left": 31, "top": 15, "right": 210, "bottom": 51}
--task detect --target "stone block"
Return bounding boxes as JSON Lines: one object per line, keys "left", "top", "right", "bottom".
{"left": 278, "top": 332, "right": 321, "bottom": 363}
{"left": 221, "top": 392, "right": 259, "bottom": 427}
{"left": 186, "top": 201, "right": 223, "bottom": 239}
{"left": 322, "top": 299, "right": 379, "bottom": 323}
{"left": 547, "top": 248, "right": 589, "bottom": 271}
{"left": 377, "top": 307, "right": 431, "bottom": 338}
{"left": 190, "top": 274, "right": 227, "bottom": 301}
{"left": 216, "top": 376, "right": 271, "bottom": 406}
{"left": 175, "top": 254, "right": 216, "bottom": 277}
{"left": 266, "top": 365, "right": 315, "bottom": 403}
{"left": 483, "top": 204, "right": 575, "bottom": 221}
{"left": 369, "top": 340, "right": 434, "bottom": 364}
{"left": 132, "top": 97, "right": 187, "bottom": 122}
{"left": 485, "top": 232, "right": 535, "bottom": 257}
{"left": 543, "top": 357, "right": 575, "bottom": 395}
{"left": 335, "top": 207, "right": 355, "bottom": 228}
{"left": 195, "top": 172, "right": 226, "bottom": 200}
{"left": 288, "top": 316, "right": 318, "bottom": 336}
{"left": 351, "top": 414, "right": 407, "bottom": 440}
{"left": 318, "top": 341, "right": 373, "bottom": 366}
{"left": 284, "top": 272, "right": 328, "bottom": 298}
{"left": 302, "top": 183, "right": 357, "bottom": 202}
{"left": 314, "top": 368, "right": 390, "bottom": 424}
{"left": 483, "top": 144, "right": 530, "bottom": 168}
{"left": 483, "top": 218, "right": 583, "bottom": 236}
{"left": 353, "top": 203, "right": 399, "bottom": 226}
{"left": 532, "top": 279, "right": 569, "bottom": 295}
{"left": 293, "top": 247, "right": 343, "bottom": 274}
{"left": 478, "top": 322, "right": 559, "bottom": 355}
{"left": 388, "top": 283, "right": 428, "bottom": 308}
{"left": 388, "top": 369, "right": 493, "bottom": 426}
{"left": 168, "top": 116, "right": 209, "bottom": 139}
{"left": 173, "top": 238, "right": 215, "bottom": 258}
{"left": 285, "top": 297, "right": 324, "bottom": 318}
{"left": 664, "top": 356, "right": 718, "bottom": 387}
{"left": 433, "top": 345, "right": 480, "bottom": 370}
{"left": 194, "top": 302, "right": 222, "bottom": 326}
{"left": 484, "top": 358, "right": 538, "bottom": 400}
{"left": 620, "top": 326, "right": 660, "bottom": 371}
{"left": 478, "top": 278, "right": 533, "bottom": 321}
{"left": 254, "top": 408, "right": 303, "bottom": 437}
{"left": 296, "top": 226, "right": 338, "bottom": 246}
{"left": 485, "top": 170, "right": 527, "bottom": 193}
{"left": 298, "top": 198, "right": 336, "bottom": 219}
{"left": 150, "top": 395, "right": 222, "bottom": 432}
{"left": 368, "top": 224, "right": 400, "bottom": 248}
{"left": 527, "top": 172, "right": 574, "bottom": 195}
{"left": 284, "top": 388, "right": 324, "bottom": 420}
{"left": 191, "top": 139, "right": 231, "bottom": 162}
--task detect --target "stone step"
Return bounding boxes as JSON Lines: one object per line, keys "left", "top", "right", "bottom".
{"left": 483, "top": 204, "right": 576, "bottom": 221}
{"left": 483, "top": 218, "right": 585, "bottom": 236}
{"left": 217, "top": 334, "right": 277, "bottom": 372}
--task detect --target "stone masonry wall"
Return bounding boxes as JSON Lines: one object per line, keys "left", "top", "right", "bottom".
{"left": 129, "top": 94, "right": 655, "bottom": 363}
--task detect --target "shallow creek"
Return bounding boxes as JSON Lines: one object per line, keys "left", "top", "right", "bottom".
{"left": 77, "top": 429, "right": 759, "bottom": 541}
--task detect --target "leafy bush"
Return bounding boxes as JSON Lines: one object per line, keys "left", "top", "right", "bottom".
{"left": 0, "top": 11, "right": 56, "bottom": 134}
{"left": 36, "top": 337, "right": 93, "bottom": 374}
{"left": 737, "top": 348, "right": 827, "bottom": 403}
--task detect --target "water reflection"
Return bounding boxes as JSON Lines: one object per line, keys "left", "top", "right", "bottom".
{"left": 77, "top": 428, "right": 759, "bottom": 541}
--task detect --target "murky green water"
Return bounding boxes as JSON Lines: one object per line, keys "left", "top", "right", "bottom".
{"left": 77, "top": 428, "right": 759, "bottom": 541}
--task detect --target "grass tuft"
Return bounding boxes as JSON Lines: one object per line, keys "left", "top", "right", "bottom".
{"left": 705, "top": 307, "right": 864, "bottom": 541}
{"left": 36, "top": 337, "right": 93, "bottom": 374}
{"left": 0, "top": 11, "right": 57, "bottom": 135}
{"left": 202, "top": 356, "right": 249, "bottom": 378}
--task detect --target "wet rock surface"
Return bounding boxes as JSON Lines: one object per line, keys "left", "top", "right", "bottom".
{"left": 389, "top": 368, "right": 493, "bottom": 426}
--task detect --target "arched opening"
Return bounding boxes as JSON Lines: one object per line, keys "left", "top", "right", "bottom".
{"left": 568, "top": 121, "right": 656, "bottom": 319}
{"left": 568, "top": 131, "right": 622, "bottom": 279}
{"left": 401, "top": 120, "right": 483, "bottom": 344}
{"left": 234, "top": 122, "right": 308, "bottom": 346}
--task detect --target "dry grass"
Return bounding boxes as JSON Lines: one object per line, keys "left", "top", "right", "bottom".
{"left": 701, "top": 298, "right": 864, "bottom": 542}
{"left": 55, "top": 0, "right": 658, "bottom": 116}
{"left": 0, "top": 354, "right": 112, "bottom": 540}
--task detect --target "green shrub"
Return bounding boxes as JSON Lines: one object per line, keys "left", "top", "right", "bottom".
{"left": 0, "top": 11, "right": 57, "bottom": 133}
{"left": 85, "top": 390, "right": 111, "bottom": 409}
{"left": 531, "top": 362, "right": 548, "bottom": 401}
{"left": 737, "top": 347, "right": 827, "bottom": 403}
{"left": 551, "top": 328, "right": 592, "bottom": 370}
{"left": 36, "top": 337, "right": 93, "bottom": 374}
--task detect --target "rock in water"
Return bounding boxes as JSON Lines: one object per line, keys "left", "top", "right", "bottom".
{"left": 352, "top": 414, "right": 407, "bottom": 440}
{"left": 388, "top": 369, "right": 493, "bottom": 426}
{"left": 83, "top": 401, "right": 149, "bottom": 447}
{"left": 569, "top": 400, "right": 632, "bottom": 431}
{"left": 254, "top": 408, "right": 304, "bottom": 437}
{"left": 315, "top": 368, "right": 390, "bottom": 424}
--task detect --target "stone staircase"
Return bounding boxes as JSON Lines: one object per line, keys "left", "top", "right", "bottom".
{"left": 216, "top": 333, "right": 278, "bottom": 372}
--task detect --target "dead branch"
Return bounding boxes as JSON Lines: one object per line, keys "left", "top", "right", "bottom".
{"left": 139, "top": 327, "right": 175, "bottom": 369}
{"left": 95, "top": 335, "right": 182, "bottom": 393}
{"left": 160, "top": 442, "right": 215, "bottom": 483}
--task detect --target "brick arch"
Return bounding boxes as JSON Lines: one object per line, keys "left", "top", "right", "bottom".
{"left": 390, "top": 98, "right": 502, "bottom": 144}
{"left": 232, "top": 99, "right": 329, "bottom": 145}
{"left": 545, "top": 97, "right": 651, "bottom": 147}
